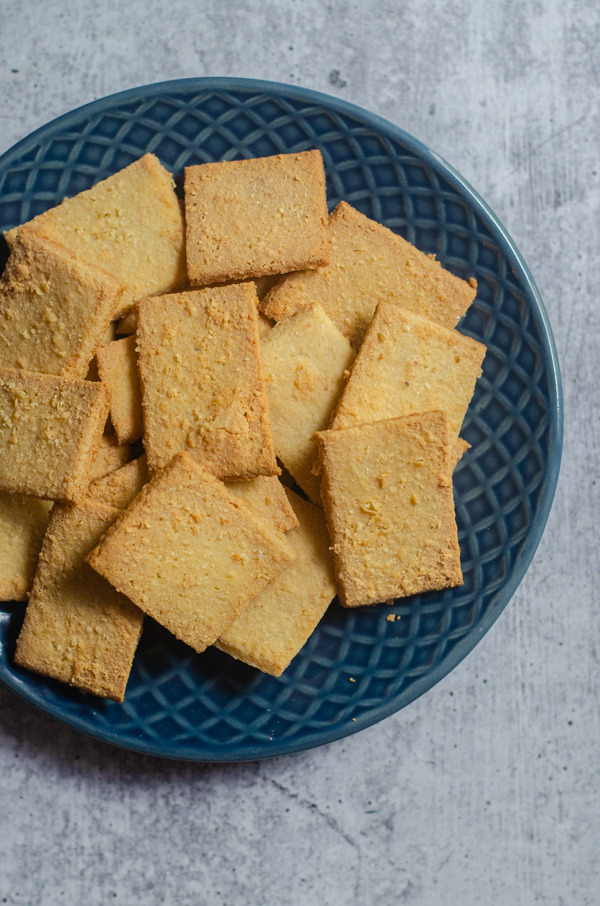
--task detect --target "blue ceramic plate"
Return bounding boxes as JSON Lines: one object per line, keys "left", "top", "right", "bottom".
{"left": 0, "top": 78, "right": 562, "bottom": 761}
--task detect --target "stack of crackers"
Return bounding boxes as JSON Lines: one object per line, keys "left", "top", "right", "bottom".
{"left": 0, "top": 147, "right": 485, "bottom": 703}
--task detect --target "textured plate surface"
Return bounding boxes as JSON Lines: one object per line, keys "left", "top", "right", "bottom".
{"left": 0, "top": 78, "right": 562, "bottom": 762}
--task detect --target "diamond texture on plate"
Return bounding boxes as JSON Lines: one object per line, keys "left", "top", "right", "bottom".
{"left": 0, "top": 83, "right": 561, "bottom": 761}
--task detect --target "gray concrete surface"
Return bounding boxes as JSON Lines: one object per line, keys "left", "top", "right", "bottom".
{"left": 0, "top": 1, "right": 597, "bottom": 903}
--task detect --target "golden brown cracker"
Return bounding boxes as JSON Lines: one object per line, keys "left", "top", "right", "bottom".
{"left": 185, "top": 150, "right": 329, "bottom": 285}
{"left": 225, "top": 476, "right": 298, "bottom": 534}
{"left": 87, "top": 451, "right": 295, "bottom": 654}
{"left": 87, "top": 455, "right": 148, "bottom": 510}
{"left": 96, "top": 335, "right": 144, "bottom": 444}
{"left": 15, "top": 498, "right": 143, "bottom": 701}
{"left": 315, "top": 412, "right": 463, "bottom": 607}
{"left": 0, "top": 367, "right": 109, "bottom": 500}
{"left": 261, "top": 201, "right": 477, "bottom": 346}
{"left": 137, "top": 284, "right": 278, "bottom": 480}
{"left": 88, "top": 434, "right": 131, "bottom": 484}
{"left": 216, "top": 489, "right": 337, "bottom": 675}
{"left": 0, "top": 492, "right": 52, "bottom": 601}
{"left": 330, "top": 303, "right": 486, "bottom": 448}
{"left": 260, "top": 304, "right": 355, "bottom": 504}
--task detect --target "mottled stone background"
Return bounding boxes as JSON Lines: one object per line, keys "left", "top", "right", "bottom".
{"left": 0, "top": 1, "right": 597, "bottom": 903}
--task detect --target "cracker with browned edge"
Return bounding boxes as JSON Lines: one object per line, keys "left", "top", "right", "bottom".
{"left": 137, "top": 284, "right": 278, "bottom": 479}
{"left": 216, "top": 489, "right": 336, "bottom": 676}
{"left": 0, "top": 229, "right": 125, "bottom": 378}
{"left": 0, "top": 367, "right": 109, "bottom": 500}
{"left": 226, "top": 476, "right": 298, "bottom": 534}
{"left": 315, "top": 412, "right": 462, "bottom": 607}
{"left": 450, "top": 438, "right": 470, "bottom": 472}
{"left": 88, "top": 455, "right": 148, "bottom": 510}
{"left": 330, "top": 303, "right": 486, "bottom": 448}
{"left": 5, "top": 153, "right": 185, "bottom": 318}
{"left": 185, "top": 150, "right": 329, "bottom": 285}
{"left": 88, "top": 434, "right": 130, "bottom": 483}
{"left": 261, "top": 304, "right": 355, "bottom": 504}
{"left": 96, "top": 335, "right": 144, "bottom": 444}
{"left": 261, "top": 201, "right": 477, "bottom": 347}
{"left": 87, "top": 452, "right": 295, "bottom": 654}
{"left": 0, "top": 492, "right": 52, "bottom": 601}
{"left": 15, "top": 498, "right": 144, "bottom": 701}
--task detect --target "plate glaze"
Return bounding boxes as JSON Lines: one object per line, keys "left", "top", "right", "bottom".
{"left": 0, "top": 78, "right": 562, "bottom": 761}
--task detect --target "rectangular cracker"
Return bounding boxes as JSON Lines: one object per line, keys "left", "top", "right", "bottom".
{"left": 87, "top": 452, "right": 296, "bottom": 654}
{"left": 315, "top": 412, "right": 463, "bottom": 606}
{"left": 330, "top": 303, "right": 486, "bottom": 448}
{"left": 88, "top": 434, "right": 130, "bottom": 483}
{"left": 0, "top": 229, "right": 125, "bottom": 378}
{"left": 185, "top": 150, "right": 329, "bottom": 285}
{"left": 0, "top": 367, "right": 109, "bottom": 500}
{"left": 14, "top": 498, "right": 144, "bottom": 701}
{"left": 261, "top": 200, "right": 477, "bottom": 347}
{"left": 216, "top": 489, "right": 336, "bottom": 675}
{"left": 225, "top": 476, "right": 298, "bottom": 534}
{"left": 88, "top": 455, "right": 148, "bottom": 510}
{"left": 137, "top": 284, "right": 278, "bottom": 479}
{"left": 260, "top": 304, "right": 356, "bottom": 504}
{"left": 5, "top": 153, "right": 186, "bottom": 318}
{"left": 0, "top": 492, "right": 52, "bottom": 601}
{"left": 96, "top": 335, "right": 144, "bottom": 444}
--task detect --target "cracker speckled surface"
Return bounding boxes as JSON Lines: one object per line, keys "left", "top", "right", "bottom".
{"left": 0, "top": 492, "right": 52, "bottom": 602}
{"left": 261, "top": 201, "right": 477, "bottom": 347}
{"left": 5, "top": 154, "right": 185, "bottom": 318}
{"left": 185, "top": 150, "right": 329, "bottom": 285}
{"left": 87, "top": 452, "right": 296, "bottom": 654}
{"left": 87, "top": 455, "right": 148, "bottom": 510}
{"left": 88, "top": 434, "right": 130, "bottom": 484}
{"left": 96, "top": 335, "right": 144, "bottom": 444}
{"left": 225, "top": 476, "right": 298, "bottom": 534}
{"left": 316, "top": 412, "right": 463, "bottom": 607}
{"left": 216, "top": 489, "right": 337, "bottom": 676}
{"left": 331, "top": 303, "right": 486, "bottom": 448}
{"left": 137, "top": 284, "right": 278, "bottom": 479}
{"left": 0, "top": 229, "right": 124, "bottom": 378}
{"left": 260, "top": 304, "right": 355, "bottom": 504}
{"left": 14, "top": 498, "right": 144, "bottom": 702}
{"left": 0, "top": 367, "right": 109, "bottom": 500}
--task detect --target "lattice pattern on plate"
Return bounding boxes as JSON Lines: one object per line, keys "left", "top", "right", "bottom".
{"left": 0, "top": 80, "right": 562, "bottom": 761}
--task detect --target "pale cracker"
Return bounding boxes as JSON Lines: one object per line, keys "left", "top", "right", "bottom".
{"left": 185, "top": 150, "right": 329, "bottom": 285}
{"left": 5, "top": 153, "right": 185, "bottom": 318}
{"left": 216, "top": 489, "right": 337, "bottom": 676}
{"left": 260, "top": 304, "right": 355, "bottom": 504}
{"left": 330, "top": 303, "right": 486, "bottom": 448}
{"left": 15, "top": 498, "right": 144, "bottom": 701}
{"left": 96, "top": 335, "right": 144, "bottom": 444}
{"left": 87, "top": 452, "right": 296, "bottom": 654}
{"left": 315, "top": 412, "right": 463, "bottom": 607}
{"left": 261, "top": 200, "right": 477, "bottom": 347}
{"left": 137, "top": 284, "right": 278, "bottom": 479}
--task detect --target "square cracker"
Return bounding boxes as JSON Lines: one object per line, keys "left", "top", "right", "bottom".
{"left": 137, "top": 284, "right": 278, "bottom": 480}
{"left": 260, "top": 304, "right": 355, "bottom": 504}
{"left": 96, "top": 335, "right": 144, "bottom": 444}
{"left": 0, "top": 366, "right": 109, "bottom": 500}
{"left": 87, "top": 452, "right": 296, "bottom": 654}
{"left": 225, "top": 476, "right": 298, "bottom": 534}
{"left": 0, "top": 229, "right": 125, "bottom": 378}
{"left": 14, "top": 498, "right": 144, "bottom": 701}
{"left": 216, "top": 489, "right": 337, "bottom": 676}
{"left": 5, "top": 153, "right": 186, "bottom": 318}
{"left": 184, "top": 150, "right": 329, "bottom": 285}
{"left": 330, "top": 302, "right": 486, "bottom": 448}
{"left": 261, "top": 200, "right": 477, "bottom": 347}
{"left": 0, "top": 491, "right": 52, "bottom": 602}
{"left": 88, "top": 455, "right": 148, "bottom": 510}
{"left": 315, "top": 412, "right": 463, "bottom": 607}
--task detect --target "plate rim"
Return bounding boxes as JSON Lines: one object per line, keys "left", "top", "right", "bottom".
{"left": 0, "top": 76, "right": 563, "bottom": 762}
